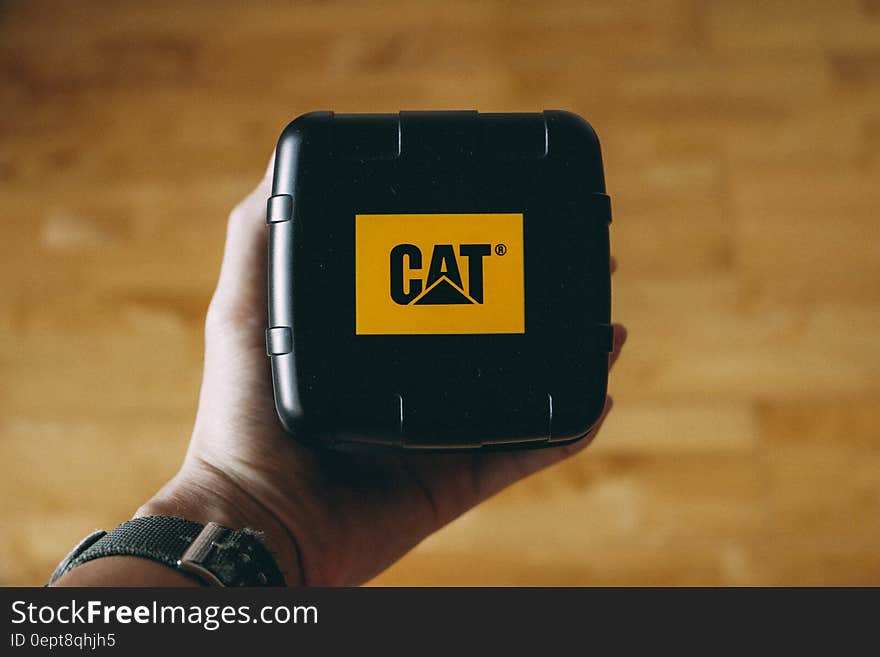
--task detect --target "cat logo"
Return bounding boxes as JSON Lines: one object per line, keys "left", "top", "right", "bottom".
{"left": 355, "top": 213, "right": 524, "bottom": 335}
{"left": 389, "top": 243, "right": 490, "bottom": 306}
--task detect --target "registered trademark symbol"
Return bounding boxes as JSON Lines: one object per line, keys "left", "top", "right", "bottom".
{"left": 495, "top": 243, "right": 507, "bottom": 256}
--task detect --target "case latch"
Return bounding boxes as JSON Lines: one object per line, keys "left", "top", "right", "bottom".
{"left": 266, "top": 194, "right": 293, "bottom": 224}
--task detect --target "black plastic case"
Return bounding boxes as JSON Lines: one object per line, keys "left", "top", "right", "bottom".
{"left": 266, "top": 110, "right": 612, "bottom": 450}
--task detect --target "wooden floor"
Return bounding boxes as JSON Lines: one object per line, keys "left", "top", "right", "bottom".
{"left": 1, "top": 0, "right": 879, "bottom": 585}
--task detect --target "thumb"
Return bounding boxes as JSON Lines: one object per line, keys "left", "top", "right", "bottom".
{"left": 206, "top": 152, "right": 276, "bottom": 343}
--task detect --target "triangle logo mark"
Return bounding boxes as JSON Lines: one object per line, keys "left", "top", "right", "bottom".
{"left": 413, "top": 277, "right": 475, "bottom": 305}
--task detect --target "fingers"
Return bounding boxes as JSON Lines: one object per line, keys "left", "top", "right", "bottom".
{"left": 558, "top": 394, "right": 614, "bottom": 456}
{"left": 460, "top": 322, "right": 627, "bottom": 503}
{"left": 609, "top": 323, "right": 627, "bottom": 369}
{"left": 206, "top": 152, "right": 276, "bottom": 337}
{"left": 523, "top": 322, "right": 626, "bottom": 463}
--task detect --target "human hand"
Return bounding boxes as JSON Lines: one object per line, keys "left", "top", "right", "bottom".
{"left": 139, "top": 155, "right": 627, "bottom": 586}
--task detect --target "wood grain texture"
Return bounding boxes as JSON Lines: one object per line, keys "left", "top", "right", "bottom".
{"left": 1, "top": 0, "right": 878, "bottom": 585}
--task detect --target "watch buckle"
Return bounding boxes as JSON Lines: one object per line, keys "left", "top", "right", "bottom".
{"left": 178, "top": 522, "right": 227, "bottom": 586}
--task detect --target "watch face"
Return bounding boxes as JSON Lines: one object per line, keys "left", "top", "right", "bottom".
{"left": 268, "top": 111, "right": 611, "bottom": 449}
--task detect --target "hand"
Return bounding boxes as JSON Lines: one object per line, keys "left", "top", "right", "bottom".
{"left": 139, "top": 155, "right": 627, "bottom": 586}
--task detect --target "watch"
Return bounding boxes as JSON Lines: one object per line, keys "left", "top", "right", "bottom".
{"left": 49, "top": 516, "right": 286, "bottom": 587}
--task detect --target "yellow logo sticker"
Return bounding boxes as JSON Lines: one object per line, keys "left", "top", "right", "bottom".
{"left": 355, "top": 213, "right": 525, "bottom": 335}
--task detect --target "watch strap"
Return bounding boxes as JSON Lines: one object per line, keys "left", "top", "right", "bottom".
{"left": 49, "top": 516, "right": 285, "bottom": 587}
{"left": 49, "top": 528, "right": 107, "bottom": 585}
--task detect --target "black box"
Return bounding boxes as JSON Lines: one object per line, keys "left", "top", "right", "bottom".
{"left": 266, "top": 110, "right": 612, "bottom": 450}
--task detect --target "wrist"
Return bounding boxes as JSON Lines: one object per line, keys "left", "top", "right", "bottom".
{"left": 137, "top": 460, "right": 304, "bottom": 586}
